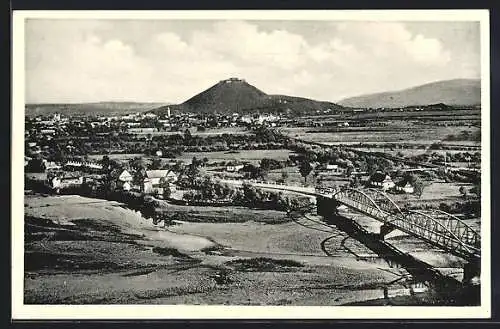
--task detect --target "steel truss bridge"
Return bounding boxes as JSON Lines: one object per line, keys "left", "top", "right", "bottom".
{"left": 321, "top": 188, "right": 480, "bottom": 262}
{"left": 224, "top": 180, "right": 481, "bottom": 262}
{"left": 221, "top": 180, "right": 481, "bottom": 262}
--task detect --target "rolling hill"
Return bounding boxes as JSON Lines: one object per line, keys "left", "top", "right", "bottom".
{"left": 338, "top": 79, "right": 480, "bottom": 109}
{"left": 153, "top": 78, "right": 343, "bottom": 114}
{"left": 25, "top": 102, "right": 172, "bottom": 117}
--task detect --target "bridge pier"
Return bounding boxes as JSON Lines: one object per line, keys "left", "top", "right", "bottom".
{"left": 379, "top": 223, "right": 396, "bottom": 240}
{"left": 463, "top": 258, "right": 481, "bottom": 285}
{"left": 316, "top": 195, "right": 339, "bottom": 218}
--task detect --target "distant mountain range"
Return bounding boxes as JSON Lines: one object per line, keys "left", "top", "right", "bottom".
{"left": 338, "top": 79, "right": 480, "bottom": 109}
{"left": 25, "top": 102, "right": 171, "bottom": 117}
{"left": 153, "top": 78, "right": 343, "bottom": 115}
{"left": 25, "top": 78, "right": 481, "bottom": 117}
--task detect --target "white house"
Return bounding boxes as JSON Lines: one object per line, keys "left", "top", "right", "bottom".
{"left": 143, "top": 170, "right": 178, "bottom": 194}
{"left": 116, "top": 169, "right": 133, "bottom": 191}
{"left": 395, "top": 180, "right": 415, "bottom": 194}
{"left": 226, "top": 164, "right": 245, "bottom": 172}
{"left": 50, "top": 175, "right": 84, "bottom": 190}
{"left": 325, "top": 164, "right": 345, "bottom": 175}
{"left": 65, "top": 160, "right": 103, "bottom": 171}
{"left": 143, "top": 112, "right": 158, "bottom": 119}
{"left": 42, "top": 160, "right": 62, "bottom": 171}
{"left": 127, "top": 127, "right": 157, "bottom": 133}
{"left": 368, "top": 172, "right": 395, "bottom": 190}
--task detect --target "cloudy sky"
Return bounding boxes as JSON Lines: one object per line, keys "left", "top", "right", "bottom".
{"left": 25, "top": 19, "right": 480, "bottom": 104}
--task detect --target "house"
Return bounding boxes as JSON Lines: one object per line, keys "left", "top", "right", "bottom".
{"left": 65, "top": 160, "right": 103, "bottom": 171}
{"left": 49, "top": 175, "right": 84, "bottom": 190}
{"left": 395, "top": 180, "right": 415, "bottom": 194}
{"left": 368, "top": 172, "right": 395, "bottom": 190}
{"left": 115, "top": 169, "right": 133, "bottom": 191}
{"left": 143, "top": 112, "right": 158, "bottom": 119}
{"left": 127, "top": 127, "right": 157, "bottom": 133}
{"left": 40, "top": 129, "right": 56, "bottom": 135}
{"left": 142, "top": 170, "right": 178, "bottom": 194}
{"left": 42, "top": 160, "right": 62, "bottom": 171}
{"left": 325, "top": 164, "right": 345, "bottom": 175}
{"left": 226, "top": 164, "right": 245, "bottom": 172}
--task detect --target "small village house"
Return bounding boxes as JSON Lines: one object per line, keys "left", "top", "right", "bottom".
{"left": 325, "top": 163, "right": 345, "bottom": 176}
{"left": 113, "top": 169, "right": 133, "bottom": 191}
{"left": 42, "top": 159, "right": 62, "bottom": 171}
{"left": 49, "top": 174, "right": 84, "bottom": 191}
{"left": 368, "top": 172, "right": 395, "bottom": 190}
{"left": 226, "top": 164, "right": 245, "bottom": 172}
{"left": 394, "top": 179, "right": 415, "bottom": 194}
{"left": 142, "top": 169, "right": 178, "bottom": 194}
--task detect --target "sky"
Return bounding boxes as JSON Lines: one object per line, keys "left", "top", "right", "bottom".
{"left": 24, "top": 19, "right": 481, "bottom": 104}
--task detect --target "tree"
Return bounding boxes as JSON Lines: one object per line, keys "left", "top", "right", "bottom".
{"left": 101, "top": 155, "right": 111, "bottom": 171}
{"left": 26, "top": 158, "right": 45, "bottom": 173}
{"left": 412, "top": 178, "right": 425, "bottom": 198}
{"left": 350, "top": 176, "right": 361, "bottom": 188}
{"left": 405, "top": 173, "right": 425, "bottom": 198}
{"left": 186, "top": 157, "right": 201, "bottom": 178}
{"left": 130, "top": 157, "right": 146, "bottom": 172}
{"left": 132, "top": 170, "right": 144, "bottom": 188}
{"left": 184, "top": 128, "right": 192, "bottom": 142}
{"left": 459, "top": 186, "right": 468, "bottom": 199}
{"left": 149, "top": 158, "right": 162, "bottom": 170}
{"left": 160, "top": 178, "right": 172, "bottom": 199}
{"left": 280, "top": 170, "right": 289, "bottom": 183}
{"left": 172, "top": 160, "right": 185, "bottom": 173}
{"left": 242, "top": 164, "right": 265, "bottom": 180}
{"left": 470, "top": 182, "right": 481, "bottom": 198}
{"left": 346, "top": 165, "right": 354, "bottom": 177}
{"left": 299, "top": 161, "right": 313, "bottom": 184}
{"left": 260, "top": 158, "right": 282, "bottom": 171}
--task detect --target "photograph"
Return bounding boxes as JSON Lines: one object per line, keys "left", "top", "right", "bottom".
{"left": 11, "top": 9, "right": 491, "bottom": 319}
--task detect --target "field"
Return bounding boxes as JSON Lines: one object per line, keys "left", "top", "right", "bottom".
{"left": 282, "top": 124, "right": 480, "bottom": 146}
{"left": 128, "top": 127, "right": 252, "bottom": 136}
{"left": 176, "top": 149, "right": 296, "bottom": 164}
{"left": 87, "top": 149, "right": 296, "bottom": 166}
{"left": 24, "top": 194, "right": 419, "bottom": 305}
{"left": 87, "top": 153, "right": 144, "bottom": 161}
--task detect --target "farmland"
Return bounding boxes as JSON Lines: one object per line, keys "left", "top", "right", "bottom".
{"left": 176, "top": 149, "right": 296, "bottom": 164}
{"left": 282, "top": 124, "right": 480, "bottom": 146}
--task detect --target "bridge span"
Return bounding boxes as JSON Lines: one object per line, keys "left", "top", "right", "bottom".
{"left": 220, "top": 179, "right": 481, "bottom": 279}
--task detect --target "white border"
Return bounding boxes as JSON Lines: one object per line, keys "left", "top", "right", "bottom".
{"left": 12, "top": 9, "right": 491, "bottom": 320}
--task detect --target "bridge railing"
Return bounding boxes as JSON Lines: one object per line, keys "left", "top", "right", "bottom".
{"left": 332, "top": 189, "right": 480, "bottom": 260}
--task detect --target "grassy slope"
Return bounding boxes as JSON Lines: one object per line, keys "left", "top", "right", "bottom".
{"left": 24, "top": 194, "right": 402, "bottom": 305}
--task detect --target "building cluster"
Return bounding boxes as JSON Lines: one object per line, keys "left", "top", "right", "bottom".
{"left": 25, "top": 110, "right": 290, "bottom": 142}
{"left": 367, "top": 171, "right": 416, "bottom": 194}
{"left": 43, "top": 160, "right": 180, "bottom": 197}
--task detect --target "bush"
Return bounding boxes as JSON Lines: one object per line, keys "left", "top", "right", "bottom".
{"left": 225, "top": 257, "right": 304, "bottom": 272}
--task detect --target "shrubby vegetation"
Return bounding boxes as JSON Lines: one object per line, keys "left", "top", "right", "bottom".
{"left": 181, "top": 177, "right": 312, "bottom": 211}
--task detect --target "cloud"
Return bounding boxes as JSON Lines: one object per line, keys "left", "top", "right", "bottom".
{"left": 333, "top": 22, "right": 451, "bottom": 66}
{"left": 25, "top": 19, "right": 471, "bottom": 103}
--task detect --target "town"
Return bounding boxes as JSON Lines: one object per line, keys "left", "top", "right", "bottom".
{"left": 23, "top": 78, "right": 483, "bottom": 308}
{"left": 16, "top": 12, "right": 490, "bottom": 314}
{"left": 25, "top": 99, "right": 481, "bottom": 220}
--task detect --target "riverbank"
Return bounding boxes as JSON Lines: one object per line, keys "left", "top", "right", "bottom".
{"left": 24, "top": 193, "right": 418, "bottom": 305}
